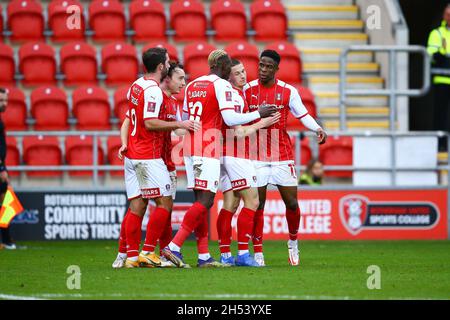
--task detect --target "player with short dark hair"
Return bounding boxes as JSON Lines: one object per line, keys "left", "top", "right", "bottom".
{"left": 244, "top": 49, "right": 327, "bottom": 266}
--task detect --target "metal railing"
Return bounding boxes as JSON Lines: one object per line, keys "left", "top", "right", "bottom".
{"left": 6, "top": 130, "right": 449, "bottom": 188}
{"left": 339, "top": 45, "right": 431, "bottom": 132}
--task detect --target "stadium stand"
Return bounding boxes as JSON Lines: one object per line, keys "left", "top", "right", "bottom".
{"left": 106, "top": 136, "right": 124, "bottom": 177}
{"left": 0, "top": 43, "right": 15, "bottom": 86}
{"left": 65, "top": 135, "right": 104, "bottom": 176}
{"left": 319, "top": 135, "right": 353, "bottom": 178}
{"left": 0, "top": 4, "right": 3, "bottom": 41}
{"left": 48, "top": 0, "right": 85, "bottom": 42}
{"left": 101, "top": 42, "right": 139, "bottom": 86}
{"left": 225, "top": 41, "right": 260, "bottom": 81}
{"left": 72, "top": 86, "right": 111, "bottom": 130}
{"left": 60, "top": 41, "right": 98, "bottom": 86}
{"left": 19, "top": 42, "right": 56, "bottom": 85}
{"left": 5, "top": 136, "right": 20, "bottom": 177}
{"left": 265, "top": 41, "right": 302, "bottom": 85}
{"left": 89, "top": 0, "right": 126, "bottom": 41}
{"left": 31, "top": 86, "right": 69, "bottom": 130}
{"left": 22, "top": 135, "right": 62, "bottom": 177}
{"left": 130, "top": 0, "right": 166, "bottom": 42}
{"left": 210, "top": 0, "right": 247, "bottom": 41}
{"left": 113, "top": 86, "right": 129, "bottom": 123}
{"left": 250, "top": 0, "right": 287, "bottom": 41}
{"left": 183, "top": 42, "right": 217, "bottom": 80}
{"left": 7, "top": 0, "right": 44, "bottom": 42}
{"left": 2, "top": 87, "right": 27, "bottom": 131}
{"left": 290, "top": 135, "right": 312, "bottom": 166}
{"left": 170, "top": 0, "right": 207, "bottom": 41}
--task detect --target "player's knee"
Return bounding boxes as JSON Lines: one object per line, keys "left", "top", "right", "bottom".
{"left": 243, "top": 197, "right": 259, "bottom": 211}
{"left": 130, "top": 197, "right": 147, "bottom": 216}
{"left": 285, "top": 198, "right": 299, "bottom": 212}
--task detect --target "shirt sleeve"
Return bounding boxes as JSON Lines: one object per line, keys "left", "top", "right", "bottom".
{"left": 143, "top": 86, "right": 163, "bottom": 120}
{"left": 287, "top": 85, "right": 309, "bottom": 119}
{"left": 214, "top": 79, "right": 235, "bottom": 111}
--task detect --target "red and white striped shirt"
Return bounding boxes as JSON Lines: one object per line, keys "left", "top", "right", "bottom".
{"left": 244, "top": 79, "right": 309, "bottom": 162}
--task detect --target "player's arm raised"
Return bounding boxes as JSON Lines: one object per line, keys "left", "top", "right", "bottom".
{"left": 289, "top": 86, "right": 327, "bottom": 145}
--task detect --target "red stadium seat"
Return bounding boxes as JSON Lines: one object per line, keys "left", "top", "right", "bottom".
{"left": 225, "top": 41, "right": 259, "bottom": 81}
{"left": 72, "top": 86, "right": 111, "bottom": 130}
{"left": 2, "top": 87, "right": 27, "bottom": 130}
{"left": 8, "top": 0, "right": 44, "bottom": 42}
{"left": 106, "top": 136, "right": 123, "bottom": 176}
{"left": 102, "top": 42, "right": 138, "bottom": 85}
{"left": 31, "top": 86, "right": 69, "bottom": 130}
{"left": 65, "top": 135, "right": 104, "bottom": 177}
{"left": 89, "top": 0, "right": 125, "bottom": 41}
{"left": 319, "top": 136, "right": 353, "bottom": 178}
{"left": 48, "top": 0, "right": 85, "bottom": 42}
{"left": 290, "top": 135, "right": 312, "bottom": 165}
{"left": 142, "top": 42, "right": 179, "bottom": 63}
{"left": 6, "top": 137, "right": 20, "bottom": 177}
{"left": 211, "top": 0, "right": 247, "bottom": 41}
{"left": 170, "top": 0, "right": 206, "bottom": 41}
{"left": 19, "top": 42, "right": 56, "bottom": 85}
{"left": 266, "top": 41, "right": 302, "bottom": 85}
{"left": 130, "top": 0, "right": 166, "bottom": 42}
{"left": 23, "top": 136, "right": 62, "bottom": 177}
{"left": 183, "top": 42, "right": 217, "bottom": 80}
{"left": 287, "top": 86, "right": 317, "bottom": 131}
{"left": 114, "top": 86, "right": 129, "bottom": 123}
{"left": 61, "top": 41, "right": 98, "bottom": 86}
{"left": 250, "top": 0, "right": 287, "bottom": 41}
{"left": 0, "top": 44, "right": 15, "bottom": 86}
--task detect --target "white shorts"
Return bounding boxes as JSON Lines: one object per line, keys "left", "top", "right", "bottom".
{"left": 185, "top": 156, "right": 221, "bottom": 193}
{"left": 124, "top": 157, "right": 173, "bottom": 200}
{"left": 254, "top": 160, "right": 298, "bottom": 187}
{"left": 220, "top": 156, "right": 258, "bottom": 193}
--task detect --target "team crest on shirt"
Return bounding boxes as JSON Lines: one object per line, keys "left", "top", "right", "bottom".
{"left": 133, "top": 86, "right": 142, "bottom": 95}
{"left": 225, "top": 91, "right": 232, "bottom": 101}
{"left": 147, "top": 102, "right": 156, "bottom": 112}
{"left": 276, "top": 93, "right": 282, "bottom": 100}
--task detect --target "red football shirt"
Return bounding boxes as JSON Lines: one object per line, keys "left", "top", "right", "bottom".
{"left": 161, "top": 92, "right": 179, "bottom": 172}
{"left": 221, "top": 86, "right": 255, "bottom": 159}
{"left": 182, "top": 74, "right": 235, "bottom": 159}
{"left": 124, "top": 77, "right": 165, "bottom": 160}
{"left": 244, "top": 79, "right": 309, "bottom": 161}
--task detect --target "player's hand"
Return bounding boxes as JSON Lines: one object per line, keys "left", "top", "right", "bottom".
{"left": 179, "top": 120, "right": 201, "bottom": 132}
{"left": 260, "top": 112, "right": 281, "bottom": 128}
{"left": 118, "top": 144, "right": 127, "bottom": 161}
{"left": 316, "top": 128, "right": 327, "bottom": 145}
{"left": 258, "top": 104, "right": 278, "bottom": 118}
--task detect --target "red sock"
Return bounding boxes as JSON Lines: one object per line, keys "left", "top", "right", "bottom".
{"left": 217, "top": 208, "right": 234, "bottom": 254}
{"left": 237, "top": 207, "right": 255, "bottom": 251}
{"left": 118, "top": 208, "right": 130, "bottom": 254}
{"left": 286, "top": 207, "right": 301, "bottom": 241}
{"left": 125, "top": 212, "right": 143, "bottom": 258}
{"left": 159, "top": 214, "right": 173, "bottom": 254}
{"left": 143, "top": 207, "right": 170, "bottom": 253}
{"left": 253, "top": 209, "right": 264, "bottom": 253}
{"left": 195, "top": 210, "right": 209, "bottom": 255}
{"left": 171, "top": 202, "right": 207, "bottom": 249}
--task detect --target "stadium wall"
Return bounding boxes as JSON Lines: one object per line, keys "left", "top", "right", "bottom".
{"left": 9, "top": 188, "right": 448, "bottom": 241}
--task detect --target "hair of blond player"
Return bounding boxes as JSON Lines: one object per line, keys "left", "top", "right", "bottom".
{"left": 208, "top": 49, "right": 228, "bottom": 68}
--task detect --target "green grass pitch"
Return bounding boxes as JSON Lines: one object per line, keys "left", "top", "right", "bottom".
{"left": 0, "top": 240, "right": 449, "bottom": 300}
